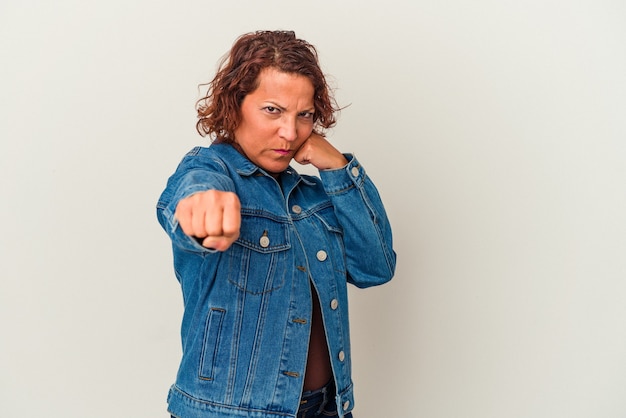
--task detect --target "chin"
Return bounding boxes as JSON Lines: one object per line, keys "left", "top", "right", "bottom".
{"left": 267, "top": 165, "right": 288, "bottom": 174}
{"left": 261, "top": 159, "right": 290, "bottom": 173}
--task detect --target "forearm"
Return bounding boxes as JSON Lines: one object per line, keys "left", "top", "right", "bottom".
{"left": 320, "top": 155, "right": 396, "bottom": 288}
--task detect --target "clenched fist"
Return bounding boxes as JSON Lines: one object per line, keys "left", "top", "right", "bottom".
{"left": 293, "top": 133, "right": 348, "bottom": 170}
{"left": 175, "top": 190, "right": 241, "bottom": 251}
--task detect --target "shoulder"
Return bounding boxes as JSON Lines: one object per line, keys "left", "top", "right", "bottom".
{"left": 175, "top": 144, "right": 231, "bottom": 173}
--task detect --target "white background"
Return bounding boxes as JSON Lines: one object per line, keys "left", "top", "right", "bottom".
{"left": 1, "top": 1, "right": 625, "bottom": 417}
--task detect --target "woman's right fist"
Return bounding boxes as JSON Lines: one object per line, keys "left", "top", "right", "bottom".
{"left": 174, "top": 190, "right": 241, "bottom": 251}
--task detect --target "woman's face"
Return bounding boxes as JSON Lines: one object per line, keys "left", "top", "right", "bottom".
{"left": 233, "top": 67, "right": 315, "bottom": 176}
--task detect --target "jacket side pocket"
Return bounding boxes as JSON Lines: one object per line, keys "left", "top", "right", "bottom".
{"left": 198, "top": 308, "right": 225, "bottom": 381}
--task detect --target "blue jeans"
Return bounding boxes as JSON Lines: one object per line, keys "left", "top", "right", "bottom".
{"left": 170, "top": 381, "right": 354, "bottom": 418}
{"left": 297, "top": 380, "right": 354, "bottom": 418}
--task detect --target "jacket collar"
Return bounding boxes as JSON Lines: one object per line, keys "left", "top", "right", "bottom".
{"left": 212, "top": 142, "right": 316, "bottom": 186}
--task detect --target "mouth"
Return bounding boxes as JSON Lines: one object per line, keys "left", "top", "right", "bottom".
{"left": 273, "top": 149, "right": 292, "bottom": 156}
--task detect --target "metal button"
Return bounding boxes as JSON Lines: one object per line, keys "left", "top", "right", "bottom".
{"left": 292, "top": 205, "right": 302, "bottom": 214}
{"left": 351, "top": 167, "right": 359, "bottom": 177}
{"left": 343, "top": 400, "right": 350, "bottom": 411}
{"left": 316, "top": 250, "right": 327, "bottom": 261}
{"left": 330, "top": 299, "right": 339, "bottom": 310}
{"left": 259, "top": 235, "right": 270, "bottom": 248}
{"left": 338, "top": 350, "right": 345, "bottom": 362}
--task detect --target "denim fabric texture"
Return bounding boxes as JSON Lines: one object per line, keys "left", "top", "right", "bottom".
{"left": 157, "top": 143, "right": 395, "bottom": 418}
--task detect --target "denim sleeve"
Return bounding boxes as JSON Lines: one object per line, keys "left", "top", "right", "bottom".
{"left": 319, "top": 155, "right": 397, "bottom": 288}
{"left": 156, "top": 150, "right": 235, "bottom": 253}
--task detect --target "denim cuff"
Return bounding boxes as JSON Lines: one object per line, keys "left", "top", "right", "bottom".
{"left": 319, "top": 154, "right": 365, "bottom": 195}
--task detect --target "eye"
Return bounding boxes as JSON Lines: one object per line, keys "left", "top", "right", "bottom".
{"left": 299, "top": 111, "right": 315, "bottom": 120}
{"left": 263, "top": 106, "right": 280, "bottom": 114}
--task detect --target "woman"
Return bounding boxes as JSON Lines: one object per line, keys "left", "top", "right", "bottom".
{"left": 157, "top": 30, "right": 396, "bottom": 418}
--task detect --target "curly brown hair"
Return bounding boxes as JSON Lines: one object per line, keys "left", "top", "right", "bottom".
{"left": 196, "top": 30, "right": 338, "bottom": 143}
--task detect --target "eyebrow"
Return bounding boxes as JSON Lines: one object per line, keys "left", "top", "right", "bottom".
{"left": 265, "top": 101, "right": 315, "bottom": 113}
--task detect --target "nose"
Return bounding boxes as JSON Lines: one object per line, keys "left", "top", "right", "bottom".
{"left": 278, "top": 117, "right": 298, "bottom": 142}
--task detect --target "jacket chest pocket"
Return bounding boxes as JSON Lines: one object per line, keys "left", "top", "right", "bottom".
{"left": 227, "top": 215, "right": 291, "bottom": 295}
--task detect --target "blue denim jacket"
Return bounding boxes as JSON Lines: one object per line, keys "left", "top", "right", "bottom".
{"left": 157, "top": 143, "right": 396, "bottom": 418}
